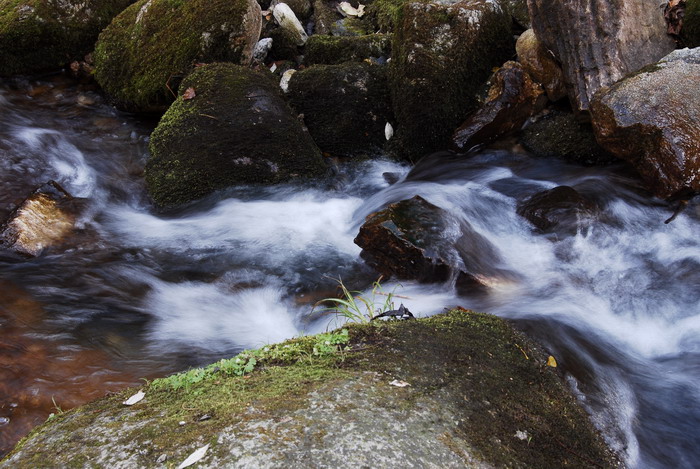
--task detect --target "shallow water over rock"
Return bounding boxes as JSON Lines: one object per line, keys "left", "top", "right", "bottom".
{"left": 1, "top": 76, "right": 699, "bottom": 468}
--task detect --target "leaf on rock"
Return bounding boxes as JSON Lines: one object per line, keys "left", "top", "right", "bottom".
{"left": 123, "top": 390, "right": 145, "bottom": 406}
{"left": 177, "top": 444, "right": 210, "bottom": 469}
{"left": 182, "top": 87, "right": 196, "bottom": 100}
{"left": 547, "top": 355, "right": 558, "bottom": 368}
{"left": 664, "top": 0, "right": 686, "bottom": 38}
{"left": 389, "top": 379, "right": 410, "bottom": 387}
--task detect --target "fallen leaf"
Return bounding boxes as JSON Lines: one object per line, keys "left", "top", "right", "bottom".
{"left": 389, "top": 379, "right": 410, "bottom": 387}
{"left": 123, "top": 390, "right": 145, "bottom": 406}
{"left": 182, "top": 87, "right": 196, "bottom": 100}
{"left": 177, "top": 444, "right": 210, "bottom": 469}
{"left": 547, "top": 355, "right": 557, "bottom": 368}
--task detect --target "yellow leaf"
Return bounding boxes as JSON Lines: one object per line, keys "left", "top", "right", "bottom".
{"left": 547, "top": 355, "right": 557, "bottom": 367}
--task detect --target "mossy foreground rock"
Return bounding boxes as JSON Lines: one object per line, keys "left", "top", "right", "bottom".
{"left": 93, "top": 0, "right": 261, "bottom": 111}
{"left": 1, "top": 309, "right": 620, "bottom": 468}
{"left": 389, "top": 0, "right": 514, "bottom": 161}
{"left": 146, "top": 63, "right": 326, "bottom": 208}
{"left": 0, "top": 0, "right": 132, "bottom": 76}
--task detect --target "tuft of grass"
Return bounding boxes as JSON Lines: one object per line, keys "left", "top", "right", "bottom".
{"left": 150, "top": 329, "right": 350, "bottom": 391}
{"left": 315, "top": 277, "right": 400, "bottom": 326}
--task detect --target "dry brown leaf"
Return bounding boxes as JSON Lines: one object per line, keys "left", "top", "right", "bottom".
{"left": 182, "top": 87, "right": 196, "bottom": 100}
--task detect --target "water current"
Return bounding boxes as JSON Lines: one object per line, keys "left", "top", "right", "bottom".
{"left": 0, "top": 75, "right": 699, "bottom": 468}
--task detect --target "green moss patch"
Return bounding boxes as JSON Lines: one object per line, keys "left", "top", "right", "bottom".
{"left": 304, "top": 34, "right": 391, "bottom": 65}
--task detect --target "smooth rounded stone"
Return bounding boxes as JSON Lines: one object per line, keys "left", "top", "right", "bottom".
{"left": 0, "top": 0, "right": 133, "bottom": 76}
{"left": 287, "top": 63, "right": 393, "bottom": 157}
{"left": 590, "top": 48, "right": 700, "bottom": 199}
{"left": 304, "top": 34, "right": 391, "bottom": 65}
{"left": 516, "top": 29, "right": 566, "bottom": 102}
{"left": 452, "top": 61, "right": 546, "bottom": 151}
{"left": 145, "top": 63, "right": 326, "bottom": 208}
{"left": 273, "top": 3, "right": 308, "bottom": 45}
{"left": 93, "top": 0, "right": 262, "bottom": 112}
{"left": 516, "top": 185, "right": 599, "bottom": 235}
{"left": 520, "top": 110, "right": 616, "bottom": 166}
{"left": 528, "top": 0, "right": 676, "bottom": 111}
{"left": 389, "top": 0, "right": 514, "bottom": 161}
{"left": 0, "top": 181, "right": 81, "bottom": 257}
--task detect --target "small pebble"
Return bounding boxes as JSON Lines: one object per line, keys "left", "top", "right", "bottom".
{"left": 179, "top": 421, "right": 186, "bottom": 426}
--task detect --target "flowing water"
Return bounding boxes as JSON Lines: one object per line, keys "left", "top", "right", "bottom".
{"left": 1, "top": 76, "right": 699, "bottom": 468}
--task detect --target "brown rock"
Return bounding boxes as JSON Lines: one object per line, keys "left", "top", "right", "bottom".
{"left": 516, "top": 186, "right": 598, "bottom": 235}
{"left": 0, "top": 182, "right": 79, "bottom": 257}
{"left": 590, "top": 48, "right": 700, "bottom": 199}
{"left": 527, "top": 0, "right": 676, "bottom": 110}
{"left": 452, "top": 61, "right": 546, "bottom": 151}
{"left": 516, "top": 29, "right": 566, "bottom": 102}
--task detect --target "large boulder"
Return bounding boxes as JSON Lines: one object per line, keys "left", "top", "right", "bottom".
{"left": 287, "top": 63, "right": 393, "bottom": 157}
{"left": 93, "top": 0, "right": 261, "bottom": 112}
{"left": 0, "top": 0, "right": 133, "bottom": 76}
{"left": 304, "top": 34, "right": 391, "bottom": 65}
{"left": 389, "top": 0, "right": 514, "bottom": 161}
{"left": 590, "top": 48, "right": 700, "bottom": 199}
{"left": 527, "top": 0, "right": 676, "bottom": 111}
{"left": 515, "top": 28, "right": 566, "bottom": 102}
{"left": 145, "top": 63, "right": 327, "bottom": 208}
{"left": 2, "top": 310, "right": 620, "bottom": 468}
{"left": 452, "top": 61, "right": 546, "bottom": 151}
{"left": 0, "top": 181, "right": 82, "bottom": 257}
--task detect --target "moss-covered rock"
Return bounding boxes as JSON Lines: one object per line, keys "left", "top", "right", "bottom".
{"left": 145, "top": 63, "right": 327, "bottom": 208}
{"left": 1, "top": 309, "right": 620, "bottom": 468}
{"left": 304, "top": 34, "right": 391, "bottom": 65}
{"left": 287, "top": 62, "right": 392, "bottom": 157}
{"left": 389, "top": 0, "right": 514, "bottom": 161}
{"left": 93, "top": 0, "right": 262, "bottom": 112}
{"left": 0, "top": 0, "right": 133, "bottom": 76}
{"left": 683, "top": 0, "right": 700, "bottom": 48}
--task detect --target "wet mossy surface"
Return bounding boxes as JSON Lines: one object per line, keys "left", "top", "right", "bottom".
{"left": 3, "top": 309, "right": 620, "bottom": 468}
{"left": 287, "top": 62, "right": 393, "bottom": 157}
{"left": 388, "top": 0, "right": 515, "bottom": 161}
{"left": 0, "top": 0, "right": 133, "bottom": 76}
{"left": 683, "top": 0, "right": 700, "bottom": 48}
{"left": 304, "top": 34, "right": 391, "bottom": 65}
{"left": 145, "top": 63, "right": 326, "bottom": 208}
{"left": 93, "top": 0, "right": 259, "bottom": 112}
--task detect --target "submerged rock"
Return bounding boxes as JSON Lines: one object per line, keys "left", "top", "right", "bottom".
{"left": 0, "top": 182, "right": 81, "bottom": 257}
{"left": 516, "top": 29, "right": 566, "bottom": 102}
{"left": 146, "top": 63, "right": 326, "bottom": 208}
{"left": 93, "top": 0, "right": 262, "bottom": 112}
{"left": 0, "top": 0, "right": 133, "bottom": 76}
{"left": 452, "top": 61, "right": 546, "bottom": 151}
{"left": 590, "top": 48, "right": 700, "bottom": 199}
{"left": 528, "top": 0, "right": 675, "bottom": 111}
{"left": 389, "top": 0, "right": 513, "bottom": 161}
{"left": 517, "top": 186, "right": 598, "bottom": 235}
{"left": 287, "top": 63, "right": 392, "bottom": 157}
{"left": 1, "top": 309, "right": 620, "bottom": 468}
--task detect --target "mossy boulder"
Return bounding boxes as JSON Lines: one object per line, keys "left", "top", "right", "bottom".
{"left": 1, "top": 309, "right": 620, "bottom": 468}
{"left": 389, "top": 0, "right": 514, "bottom": 161}
{"left": 93, "top": 0, "right": 262, "bottom": 112}
{"left": 304, "top": 34, "right": 391, "bottom": 65}
{"left": 287, "top": 63, "right": 392, "bottom": 157}
{"left": 0, "top": 0, "right": 133, "bottom": 76}
{"left": 684, "top": 0, "right": 700, "bottom": 48}
{"left": 145, "top": 63, "right": 326, "bottom": 208}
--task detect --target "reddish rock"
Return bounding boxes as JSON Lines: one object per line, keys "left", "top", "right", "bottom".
{"left": 452, "top": 61, "right": 546, "bottom": 151}
{"left": 590, "top": 48, "right": 700, "bottom": 199}
{"left": 516, "top": 29, "right": 566, "bottom": 102}
{"left": 527, "top": 0, "right": 676, "bottom": 110}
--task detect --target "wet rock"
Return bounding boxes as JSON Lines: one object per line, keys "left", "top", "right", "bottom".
{"left": 304, "top": 34, "right": 391, "bottom": 65}
{"left": 354, "top": 195, "right": 508, "bottom": 289}
{"left": 590, "top": 48, "right": 700, "bottom": 199}
{"left": 0, "top": 182, "right": 81, "bottom": 257}
{"left": 389, "top": 0, "right": 514, "bottom": 161}
{"left": 516, "top": 185, "right": 598, "bottom": 235}
{"left": 269, "top": 0, "right": 313, "bottom": 21}
{"left": 146, "top": 63, "right": 326, "bottom": 208}
{"left": 520, "top": 110, "right": 616, "bottom": 166}
{"left": 287, "top": 63, "right": 393, "bottom": 157}
{"left": 500, "top": 0, "right": 530, "bottom": 29}
{"left": 516, "top": 29, "right": 566, "bottom": 102}
{"left": 273, "top": 3, "right": 308, "bottom": 45}
{"left": 2, "top": 309, "right": 620, "bottom": 468}
{"left": 0, "top": 0, "right": 133, "bottom": 76}
{"left": 452, "top": 61, "right": 546, "bottom": 151}
{"left": 528, "top": 0, "right": 676, "bottom": 111}
{"left": 93, "top": 0, "right": 262, "bottom": 112}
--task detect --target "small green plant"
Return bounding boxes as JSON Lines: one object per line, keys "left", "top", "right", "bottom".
{"left": 150, "top": 329, "right": 350, "bottom": 391}
{"left": 314, "top": 276, "right": 399, "bottom": 326}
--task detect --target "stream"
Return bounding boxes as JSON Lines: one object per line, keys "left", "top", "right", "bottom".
{"left": 1, "top": 75, "right": 699, "bottom": 468}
